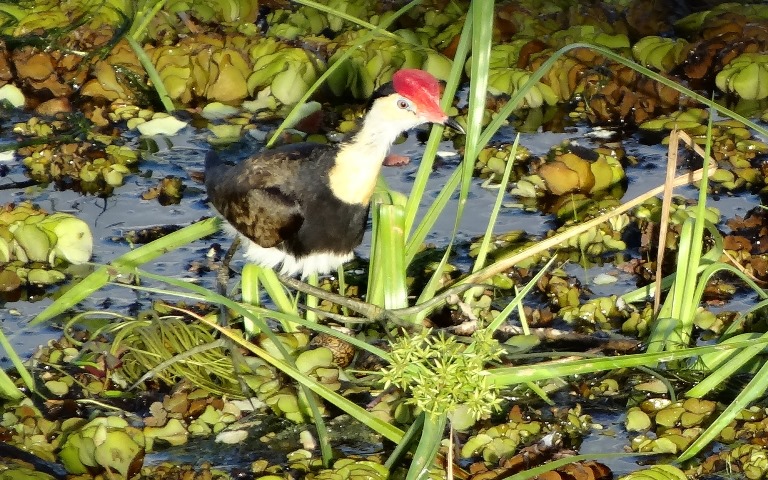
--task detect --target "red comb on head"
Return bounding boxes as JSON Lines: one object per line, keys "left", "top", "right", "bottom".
{"left": 392, "top": 69, "right": 447, "bottom": 122}
{"left": 392, "top": 69, "right": 440, "bottom": 101}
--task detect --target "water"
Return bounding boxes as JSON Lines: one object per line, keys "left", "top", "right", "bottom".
{"left": 1, "top": 115, "right": 762, "bottom": 363}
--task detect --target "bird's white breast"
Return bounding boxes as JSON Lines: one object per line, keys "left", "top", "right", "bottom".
{"left": 222, "top": 223, "right": 352, "bottom": 277}
{"left": 242, "top": 239, "right": 353, "bottom": 278}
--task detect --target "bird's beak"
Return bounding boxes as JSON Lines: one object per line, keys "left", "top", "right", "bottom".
{"left": 443, "top": 117, "right": 465, "bottom": 134}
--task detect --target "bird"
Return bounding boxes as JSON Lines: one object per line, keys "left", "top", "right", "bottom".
{"left": 205, "top": 69, "right": 464, "bottom": 278}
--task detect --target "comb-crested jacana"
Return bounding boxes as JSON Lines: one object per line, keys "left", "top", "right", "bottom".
{"left": 205, "top": 69, "right": 464, "bottom": 278}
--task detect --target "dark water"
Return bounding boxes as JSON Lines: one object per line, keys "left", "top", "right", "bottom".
{"left": 2, "top": 116, "right": 762, "bottom": 362}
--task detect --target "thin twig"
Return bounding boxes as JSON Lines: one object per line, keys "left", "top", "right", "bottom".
{"left": 654, "top": 129, "right": 680, "bottom": 314}
{"left": 277, "top": 273, "right": 484, "bottom": 322}
{"left": 456, "top": 162, "right": 717, "bottom": 288}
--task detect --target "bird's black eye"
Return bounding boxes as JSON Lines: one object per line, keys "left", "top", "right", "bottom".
{"left": 397, "top": 98, "right": 411, "bottom": 110}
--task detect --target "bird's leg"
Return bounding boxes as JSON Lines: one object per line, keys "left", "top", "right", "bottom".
{"left": 211, "top": 237, "right": 260, "bottom": 401}
{"left": 336, "top": 266, "right": 350, "bottom": 318}
{"left": 277, "top": 273, "right": 385, "bottom": 319}
{"left": 216, "top": 236, "right": 241, "bottom": 301}
{"left": 305, "top": 272, "right": 319, "bottom": 323}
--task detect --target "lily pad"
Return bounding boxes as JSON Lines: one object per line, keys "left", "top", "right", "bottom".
{"left": 136, "top": 115, "right": 188, "bottom": 136}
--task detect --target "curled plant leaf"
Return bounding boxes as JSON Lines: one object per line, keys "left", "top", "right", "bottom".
{"left": 135, "top": 114, "right": 188, "bottom": 136}
{"left": 267, "top": 6, "right": 331, "bottom": 39}
{"left": 327, "top": 32, "right": 450, "bottom": 99}
{"left": 141, "top": 176, "right": 185, "bottom": 205}
{"left": 26, "top": 268, "right": 66, "bottom": 285}
{"left": 317, "top": 458, "right": 389, "bottom": 479}
{"left": 618, "top": 465, "right": 687, "bottom": 480}
{"left": 536, "top": 148, "right": 625, "bottom": 196}
{"left": 207, "top": 49, "right": 250, "bottom": 103}
{"left": 475, "top": 142, "right": 531, "bottom": 179}
{"left": 0, "top": 269, "right": 21, "bottom": 291}
{"left": 716, "top": 53, "right": 768, "bottom": 101}
{"left": 724, "top": 445, "right": 768, "bottom": 480}
{"left": 247, "top": 39, "right": 323, "bottom": 106}
{"left": 0, "top": 203, "right": 93, "bottom": 267}
{"left": 59, "top": 416, "right": 145, "bottom": 477}
{"left": 10, "top": 222, "right": 51, "bottom": 263}
{"left": 625, "top": 407, "right": 652, "bottom": 431}
{"left": 639, "top": 108, "right": 708, "bottom": 132}
{"left": 483, "top": 66, "right": 559, "bottom": 109}
{"left": 0, "top": 83, "right": 24, "bottom": 107}
{"left": 632, "top": 36, "right": 689, "bottom": 72}
{"left": 151, "top": 45, "right": 193, "bottom": 102}
{"left": 549, "top": 25, "right": 630, "bottom": 50}
{"left": 80, "top": 40, "right": 146, "bottom": 104}
{"left": 39, "top": 214, "right": 93, "bottom": 265}
{"left": 539, "top": 153, "right": 593, "bottom": 195}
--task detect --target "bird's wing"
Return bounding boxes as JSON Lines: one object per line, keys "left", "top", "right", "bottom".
{"left": 205, "top": 145, "right": 331, "bottom": 248}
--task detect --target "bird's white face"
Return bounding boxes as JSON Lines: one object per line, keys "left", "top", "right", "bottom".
{"left": 370, "top": 92, "right": 449, "bottom": 134}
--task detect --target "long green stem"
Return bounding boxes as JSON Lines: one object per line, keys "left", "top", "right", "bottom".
{"left": 267, "top": 0, "right": 420, "bottom": 147}
{"left": 405, "top": 413, "right": 447, "bottom": 480}
{"left": 0, "top": 327, "right": 30, "bottom": 398}
{"left": 124, "top": 36, "right": 175, "bottom": 112}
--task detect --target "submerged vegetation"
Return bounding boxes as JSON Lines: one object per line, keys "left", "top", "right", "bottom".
{"left": 2, "top": 0, "right": 768, "bottom": 479}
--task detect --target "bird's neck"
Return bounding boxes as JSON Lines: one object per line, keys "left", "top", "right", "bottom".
{"left": 328, "top": 109, "right": 406, "bottom": 205}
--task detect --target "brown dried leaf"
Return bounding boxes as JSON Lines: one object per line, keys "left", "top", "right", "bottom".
{"left": 14, "top": 51, "right": 54, "bottom": 81}
{"left": 517, "top": 39, "right": 549, "bottom": 69}
{"left": 682, "top": 37, "right": 728, "bottom": 80}
{"left": 723, "top": 235, "right": 752, "bottom": 252}
{"left": 750, "top": 256, "right": 768, "bottom": 278}
{"left": 539, "top": 161, "right": 581, "bottom": 195}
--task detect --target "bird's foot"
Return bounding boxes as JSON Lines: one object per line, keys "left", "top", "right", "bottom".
{"left": 383, "top": 153, "right": 410, "bottom": 166}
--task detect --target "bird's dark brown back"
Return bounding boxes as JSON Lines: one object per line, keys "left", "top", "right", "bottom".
{"left": 204, "top": 144, "right": 365, "bottom": 253}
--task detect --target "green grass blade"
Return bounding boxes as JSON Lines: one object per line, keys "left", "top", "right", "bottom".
{"left": 679, "top": 359, "right": 768, "bottom": 462}
{"left": 462, "top": 0, "right": 493, "bottom": 170}
{"left": 405, "top": 165, "right": 461, "bottom": 264}
{"left": 405, "top": 413, "right": 446, "bottom": 480}
{"left": 0, "top": 327, "right": 31, "bottom": 398}
{"left": 255, "top": 265, "right": 299, "bottom": 331}
{"left": 422, "top": 0, "right": 492, "bottom": 304}
{"left": 116, "top": 268, "right": 402, "bottom": 444}
{"left": 405, "top": 166, "right": 462, "bottom": 322}
{"left": 676, "top": 115, "right": 715, "bottom": 346}
{"left": 370, "top": 203, "right": 408, "bottom": 310}
{"left": 489, "top": 338, "right": 768, "bottom": 386}
{"left": 648, "top": 116, "right": 716, "bottom": 353}
{"left": 621, "top": 222, "right": 723, "bottom": 304}
{"left": 687, "top": 332, "right": 768, "bottom": 397}
{"left": 406, "top": 0, "right": 493, "bottom": 315}
{"left": 0, "top": 369, "right": 25, "bottom": 400}
{"left": 484, "top": 257, "right": 556, "bottom": 334}
{"left": 129, "top": 0, "right": 165, "bottom": 41}
{"left": 646, "top": 219, "right": 695, "bottom": 353}
{"left": 240, "top": 264, "right": 261, "bottom": 335}
{"left": 470, "top": 134, "right": 520, "bottom": 275}
{"left": 403, "top": 11, "right": 472, "bottom": 239}
{"left": 385, "top": 413, "right": 424, "bottom": 469}
{"left": 124, "top": 36, "right": 175, "bottom": 113}
{"left": 31, "top": 217, "right": 221, "bottom": 325}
